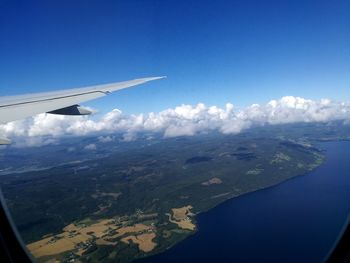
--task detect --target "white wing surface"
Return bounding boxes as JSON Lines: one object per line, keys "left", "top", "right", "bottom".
{"left": 0, "top": 76, "right": 165, "bottom": 144}
{"left": 0, "top": 76, "right": 165, "bottom": 124}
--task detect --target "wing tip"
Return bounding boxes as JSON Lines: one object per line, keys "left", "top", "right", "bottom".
{"left": 142, "top": 76, "right": 167, "bottom": 81}
{"left": 129, "top": 75, "right": 166, "bottom": 86}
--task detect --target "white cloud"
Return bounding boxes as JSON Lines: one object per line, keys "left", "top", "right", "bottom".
{"left": 1, "top": 96, "right": 350, "bottom": 147}
{"left": 84, "top": 144, "right": 97, "bottom": 151}
{"left": 98, "top": 135, "right": 114, "bottom": 143}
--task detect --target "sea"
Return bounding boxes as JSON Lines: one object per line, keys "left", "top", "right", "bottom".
{"left": 139, "top": 141, "right": 350, "bottom": 263}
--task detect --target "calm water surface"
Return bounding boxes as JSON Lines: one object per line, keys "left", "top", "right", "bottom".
{"left": 139, "top": 141, "right": 350, "bottom": 263}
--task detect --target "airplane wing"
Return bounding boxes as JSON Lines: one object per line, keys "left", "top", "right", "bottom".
{"left": 0, "top": 76, "right": 165, "bottom": 144}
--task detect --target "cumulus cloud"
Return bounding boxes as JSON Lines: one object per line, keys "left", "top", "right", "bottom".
{"left": 1, "top": 96, "right": 350, "bottom": 147}
{"left": 84, "top": 144, "right": 97, "bottom": 151}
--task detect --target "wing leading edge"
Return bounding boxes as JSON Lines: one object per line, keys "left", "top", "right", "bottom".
{"left": 0, "top": 76, "right": 165, "bottom": 144}
{"left": 0, "top": 76, "right": 165, "bottom": 124}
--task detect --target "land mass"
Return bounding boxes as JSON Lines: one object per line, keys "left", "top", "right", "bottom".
{"left": 2, "top": 122, "right": 349, "bottom": 263}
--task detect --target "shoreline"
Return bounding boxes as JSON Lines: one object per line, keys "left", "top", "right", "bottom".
{"left": 136, "top": 148, "right": 327, "bottom": 262}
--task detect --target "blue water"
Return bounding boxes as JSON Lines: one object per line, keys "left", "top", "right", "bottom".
{"left": 139, "top": 141, "right": 350, "bottom": 263}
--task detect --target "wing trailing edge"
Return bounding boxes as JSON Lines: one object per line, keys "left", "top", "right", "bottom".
{"left": 0, "top": 76, "right": 166, "bottom": 144}
{"left": 0, "top": 76, "right": 165, "bottom": 124}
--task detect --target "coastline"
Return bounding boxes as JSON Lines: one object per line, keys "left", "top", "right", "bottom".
{"left": 136, "top": 149, "right": 327, "bottom": 262}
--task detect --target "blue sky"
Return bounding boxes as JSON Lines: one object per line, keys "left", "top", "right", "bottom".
{"left": 0, "top": 0, "right": 349, "bottom": 114}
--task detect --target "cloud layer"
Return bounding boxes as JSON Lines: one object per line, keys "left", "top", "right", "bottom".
{"left": 1, "top": 96, "right": 350, "bottom": 146}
